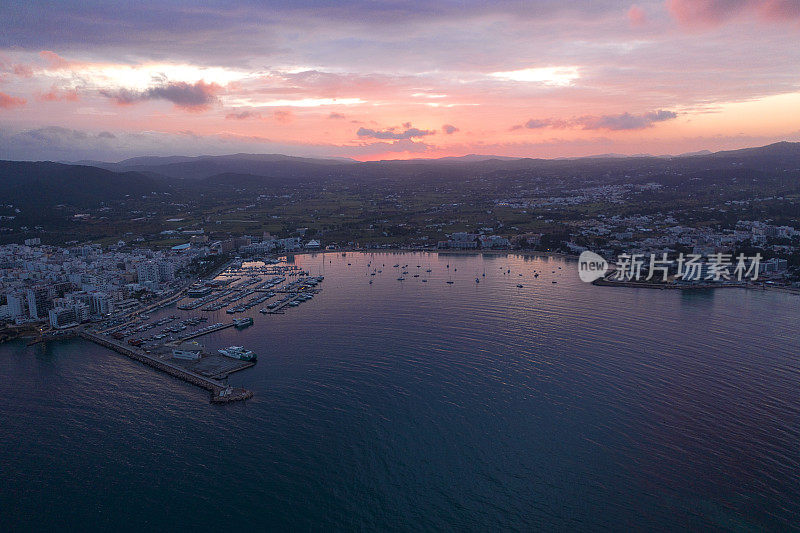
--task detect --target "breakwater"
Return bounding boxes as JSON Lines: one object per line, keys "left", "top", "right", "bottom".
{"left": 79, "top": 330, "right": 253, "bottom": 403}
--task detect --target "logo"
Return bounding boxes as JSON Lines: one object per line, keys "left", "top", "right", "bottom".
{"left": 578, "top": 250, "right": 608, "bottom": 282}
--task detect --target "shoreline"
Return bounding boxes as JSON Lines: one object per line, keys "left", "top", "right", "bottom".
{"left": 293, "top": 247, "right": 575, "bottom": 261}
{"left": 287, "top": 248, "right": 798, "bottom": 295}
{"left": 591, "top": 278, "right": 747, "bottom": 291}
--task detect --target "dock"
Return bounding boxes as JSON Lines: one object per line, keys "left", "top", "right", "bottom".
{"left": 191, "top": 354, "right": 256, "bottom": 380}
{"left": 177, "top": 321, "right": 235, "bottom": 342}
{"left": 79, "top": 330, "right": 253, "bottom": 403}
{"left": 265, "top": 294, "right": 304, "bottom": 314}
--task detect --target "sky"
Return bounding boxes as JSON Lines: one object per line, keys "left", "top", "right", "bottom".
{"left": 1, "top": 0, "right": 800, "bottom": 162}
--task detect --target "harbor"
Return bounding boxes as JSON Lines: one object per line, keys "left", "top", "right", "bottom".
{"left": 79, "top": 330, "right": 253, "bottom": 403}
{"left": 67, "top": 258, "right": 328, "bottom": 403}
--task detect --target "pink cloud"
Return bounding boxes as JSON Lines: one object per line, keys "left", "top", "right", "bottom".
{"left": 667, "top": 0, "right": 800, "bottom": 28}
{"left": 0, "top": 92, "right": 26, "bottom": 109}
{"left": 273, "top": 109, "right": 293, "bottom": 124}
{"left": 12, "top": 64, "right": 34, "bottom": 78}
{"left": 628, "top": 4, "right": 648, "bottom": 26}
{"left": 38, "top": 87, "right": 79, "bottom": 102}
{"left": 39, "top": 50, "right": 71, "bottom": 69}
{"left": 758, "top": 0, "right": 800, "bottom": 21}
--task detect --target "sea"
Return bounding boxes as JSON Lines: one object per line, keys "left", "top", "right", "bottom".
{"left": 2, "top": 251, "right": 799, "bottom": 531}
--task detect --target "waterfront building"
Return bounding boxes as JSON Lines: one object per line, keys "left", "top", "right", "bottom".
{"left": 6, "top": 293, "right": 27, "bottom": 318}
{"left": 48, "top": 306, "right": 77, "bottom": 329}
{"left": 172, "top": 341, "right": 204, "bottom": 360}
{"left": 26, "top": 286, "right": 52, "bottom": 319}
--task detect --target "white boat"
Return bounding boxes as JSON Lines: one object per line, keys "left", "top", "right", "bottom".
{"left": 218, "top": 346, "right": 257, "bottom": 361}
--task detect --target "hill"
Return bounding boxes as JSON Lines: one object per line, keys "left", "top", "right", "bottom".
{"left": 0, "top": 161, "right": 171, "bottom": 209}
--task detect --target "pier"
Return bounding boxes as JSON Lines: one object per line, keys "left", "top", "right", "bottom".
{"left": 177, "top": 321, "right": 235, "bottom": 342}
{"left": 265, "top": 293, "right": 304, "bottom": 314}
{"left": 79, "top": 330, "right": 253, "bottom": 403}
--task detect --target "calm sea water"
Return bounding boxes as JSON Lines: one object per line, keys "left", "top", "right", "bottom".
{"left": 2, "top": 252, "right": 799, "bottom": 531}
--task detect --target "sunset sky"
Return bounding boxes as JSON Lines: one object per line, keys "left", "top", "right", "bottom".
{"left": 1, "top": 0, "right": 800, "bottom": 161}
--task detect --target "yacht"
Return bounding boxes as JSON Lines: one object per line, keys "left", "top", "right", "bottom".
{"left": 233, "top": 317, "right": 253, "bottom": 328}
{"left": 218, "top": 346, "right": 257, "bottom": 361}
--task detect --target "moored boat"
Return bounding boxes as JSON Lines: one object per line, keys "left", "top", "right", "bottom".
{"left": 218, "top": 346, "right": 257, "bottom": 361}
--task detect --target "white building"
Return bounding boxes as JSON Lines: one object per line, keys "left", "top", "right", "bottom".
{"left": 172, "top": 341, "right": 203, "bottom": 360}
{"left": 6, "top": 293, "right": 27, "bottom": 318}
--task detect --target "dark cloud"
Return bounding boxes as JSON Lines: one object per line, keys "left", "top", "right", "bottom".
{"left": 576, "top": 110, "right": 677, "bottom": 130}
{"left": 225, "top": 110, "right": 262, "bottom": 120}
{"left": 101, "top": 81, "right": 221, "bottom": 110}
{"left": 357, "top": 126, "right": 435, "bottom": 139}
{"left": 0, "top": 125, "right": 435, "bottom": 162}
{"left": 442, "top": 124, "right": 459, "bottom": 134}
{"left": 328, "top": 112, "right": 346, "bottom": 119}
{"left": 0, "top": 2, "right": 624, "bottom": 53}
{"left": 523, "top": 119, "right": 558, "bottom": 129}
{"left": 514, "top": 110, "right": 678, "bottom": 131}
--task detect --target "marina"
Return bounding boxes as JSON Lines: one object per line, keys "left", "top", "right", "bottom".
{"left": 79, "top": 330, "right": 253, "bottom": 403}
{"left": 66, "top": 259, "right": 328, "bottom": 402}
{"left": 177, "top": 321, "right": 234, "bottom": 342}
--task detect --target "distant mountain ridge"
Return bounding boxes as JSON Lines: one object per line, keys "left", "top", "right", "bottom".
{"left": 2, "top": 141, "right": 799, "bottom": 208}
{"left": 64, "top": 141, "right": 800, "bottom": 177}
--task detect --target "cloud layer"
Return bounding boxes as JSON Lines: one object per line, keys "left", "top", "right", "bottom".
{"left": 0, "top": 2, "right": 799, "bottom": 160}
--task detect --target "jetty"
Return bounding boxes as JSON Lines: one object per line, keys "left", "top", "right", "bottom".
{"left": 177, "top": 321, "right": 234, "bottom": 342}
{"left": 265, "top": 294, "right": 304, "bottom": 314}
{"left": 79, "top": 330, "right": 253, "bottom": 403}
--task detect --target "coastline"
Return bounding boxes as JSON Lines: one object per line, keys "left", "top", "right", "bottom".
{"left": 294, "top": 247, "right": 575, "bottom": 261}
{"left": 591, "top": 277, "right": 747, "bottom": 291}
